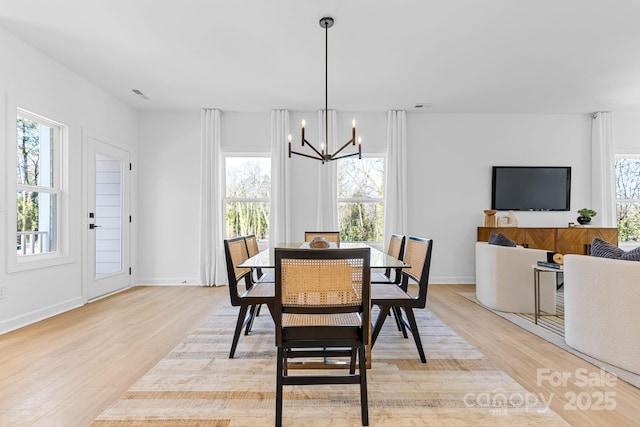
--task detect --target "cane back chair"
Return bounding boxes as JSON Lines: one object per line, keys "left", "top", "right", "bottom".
{"left": 274, "top": 247, "right": 371, "bottom": 426}
{"left": 371, "top": 234, "right": 406, "bottom": 284}
{"left": 223, "top": 236, "right": 274, "bottom": 358}
{"left": 371, "top": 236, "right": 433, "bottom": 363}
{"left": 304, "top": 231, "right": 341, "bottom": 246}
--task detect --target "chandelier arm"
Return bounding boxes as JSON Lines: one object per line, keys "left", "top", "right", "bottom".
{"left": 301, "top": 140, "right": 325, "bottom": 158}
{"left": 290, "top": 150, "right": 324, "bottom": 161}
{"left": 331, "top": 138, "right": 356, "bottom": 157}
{"left": 331, "top": 151, "right": 361, "bottom": 161}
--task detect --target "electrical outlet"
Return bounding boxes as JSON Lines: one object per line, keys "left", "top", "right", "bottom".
{"left": 0, "top": 285, "right": 6, "bottom": 300}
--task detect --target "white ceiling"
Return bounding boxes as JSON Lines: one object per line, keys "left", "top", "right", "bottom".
{"left": 2, "top": 0, "right": 640, "bottom": 114}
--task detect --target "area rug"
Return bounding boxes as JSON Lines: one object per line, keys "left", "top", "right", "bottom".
{"left": 459, "top": 291, "right": 640, "bottom": 390}
{"left": 90, "top": 304, "right": 569, "bottom": 426}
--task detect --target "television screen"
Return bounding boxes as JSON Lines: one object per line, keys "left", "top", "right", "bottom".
{"left": 491, "top": 166, "right": 571, "bottom": 211}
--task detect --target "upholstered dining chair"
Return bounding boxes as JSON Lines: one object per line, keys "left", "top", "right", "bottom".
{"left": 274, "top": 247, "right": 371, "bottom": 427}
{"left": 304, "top": 231, "right": 340, "bottom": 246}
{"left": 370, "top": 236, "right": 433, "bottom": 363}
{"left": 371, "top": 234, "right": 405, "bottom": 284}
{"left": 223, "top": 236, "right": 275, "bottom": 358}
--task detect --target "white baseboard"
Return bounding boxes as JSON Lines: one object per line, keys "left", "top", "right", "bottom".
{"left": 0, "top": 296, "right": 84, "bottom": 335}
{"left": 429, "top": 275, "right": 475, "bottom": 285}
{"left": 135, "top": 277, "right": 200, "bottom": 285}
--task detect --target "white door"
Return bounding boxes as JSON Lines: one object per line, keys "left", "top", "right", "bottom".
{"left": 86, "top": 137, "right": 131, "bottom": 300}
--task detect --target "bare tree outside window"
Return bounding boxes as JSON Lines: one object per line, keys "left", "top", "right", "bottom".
{"left": 16, "top": 112, "right": 59, "bottom": 256}
{"left": 338, "top": 157, "right": 384, "bottom": 242}
{"left": 225, "top": 157, "right": 270, "bottom": 240}
{"left": 616, "top": 157, "right": 640, "bottom": 243}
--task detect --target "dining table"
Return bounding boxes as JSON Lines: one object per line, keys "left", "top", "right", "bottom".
{"left": 238, "top": 241, "right": 408, "bottom": 270}
{"left": 237, "top": 242, "right": 410, "bottom": 368}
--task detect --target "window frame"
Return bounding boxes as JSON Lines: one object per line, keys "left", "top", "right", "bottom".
{"left": 222, "top": 153, "right": 271, "bottom": 244}
{"left": 337, "top": 153, "right": 385, "bottom": 244}
{"left": 8, "top": 106, "right": 69, "bottom": 272}
{"left": 615, "top": 153, "right": 640, "bottom": 248}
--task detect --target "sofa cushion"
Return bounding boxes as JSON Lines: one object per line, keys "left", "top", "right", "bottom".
{"left": 488, "top": 232, "right": 516, "bottom": 247}
{"left": 621, "top": 246, "right": 640, "bottom": 261}
{"left": 591, "top": 237, "right": 640, "bottom": 261}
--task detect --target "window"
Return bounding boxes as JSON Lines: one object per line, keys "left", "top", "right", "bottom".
{"left": 338, "top": 157, "right": 384, "bottom": 242}
{"left": 224, "top": 156, "right": 270, "bottom": 240}
{"left": 15, "top": 109, "right": 63, "bottom": 257}
{"left": 615, "top": 156, "right": 640, "bottom": 245}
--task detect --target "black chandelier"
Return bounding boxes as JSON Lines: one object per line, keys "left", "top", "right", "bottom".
{"left": 288, "top": 17, "right": 361, "bottom": 164}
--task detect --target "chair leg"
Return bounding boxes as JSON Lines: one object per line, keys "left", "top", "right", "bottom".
{"left": 393, "top": 307, "right": 408, "bottom": 338}
{"left": 229, "top": 305, "right": 249, "bottom": 358}
{"left": 245, "top": 305, "right": 258, "bottom": 335}
{"left": 371, "top": 305, "right": 391, "bottom": 347}
{"left": 358, "top": 344, "right": 369, "bottom": 426}
{"left": 403, "top": 308, "right": 427, "bottom": 363}
{"left": 276, "top": 346, "right": 284, "bottom": 427}
{"left": 349, "top": 347, "right": 357, "bottom": 374}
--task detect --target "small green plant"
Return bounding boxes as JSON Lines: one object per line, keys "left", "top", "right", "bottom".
{"left": 577, "top": 208, "right": 597, "bottom": 218}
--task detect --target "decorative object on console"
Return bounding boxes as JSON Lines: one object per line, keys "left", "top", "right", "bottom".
{"left": 497, "top": 210, "right": 517, "bottom": 227}
{"left": 488, "top": 231, "right": 517, "bottom": 247}
{"left": 309, "top": 237, "right": 330, "bottom": 248}
{"left": 591, "top": 237, "right": 640, "bottom": 261}
{"left": 483, "top": 210, "right": 497, "bottom": 227}
{"left": 546, "top": 251, "right": 564, "bottom": 265}
{"left": 577, "top": 208, "right": 596, "bottom": 225}
{"left": 288, "top": 17, "right": 362, "bottom": 164}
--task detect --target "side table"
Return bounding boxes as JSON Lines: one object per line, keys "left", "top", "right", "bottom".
{"left": 531, "top": 264, "right": 563, "bottom": 324}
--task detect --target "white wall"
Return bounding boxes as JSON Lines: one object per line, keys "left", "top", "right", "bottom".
{"left": 406, "top": 113, "right": 591, "bottom": 283}
{"left": 136, "top": 110, "right": 592, "bottom": 285}
{"left": 613, "top": 112, "right": 640, "bottom": 154}
{"left": 0, "top": 27, "right": 138, "bottom": 333}
{"left": 137, "top": 112, "right": 201, "bottom": 284}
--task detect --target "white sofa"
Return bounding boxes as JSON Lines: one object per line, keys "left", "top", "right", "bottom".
{"left": 564, "top": 254, "right": 640, "bottom": 375}
{"left": 475, "top": 242, "right": 556, "bottom": 314}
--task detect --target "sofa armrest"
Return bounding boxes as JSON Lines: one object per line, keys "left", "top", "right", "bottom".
{"left": 564, "top": 254, "right": 640, "bottom": 374}
{"left": 475, "top": 242, "right": 556, "bottom": 313}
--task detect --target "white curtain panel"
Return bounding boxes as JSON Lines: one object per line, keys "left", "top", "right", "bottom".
{"left": 591, "top": 112, "right": 616, "bottom": 227}
{"left": 270, "top": 110, "right": 291, "bottom": 244}
{"left": 384, "top": 110, "right": 408, "bottom": 247}
{"left": 316, "top": 109, "right": 339, "bottom": 231}
{"left": 198, "top": 109, "right": 226, "bottom": 286}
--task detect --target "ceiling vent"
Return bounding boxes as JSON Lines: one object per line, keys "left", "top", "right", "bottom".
{"left": 132, "top": 89, "right": 150, "bottom": 100}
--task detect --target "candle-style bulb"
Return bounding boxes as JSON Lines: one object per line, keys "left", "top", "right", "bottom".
{"left": 358, "top": 137, "right": 362, "bottom": 145}
{"left": 352, "top": 119, "right": 356, "bottom": 128}
{"left": 288, "top": 134, "right": 292, "bottom": 142}
{"left": 301, "top": 119, "right": 306, "bottom": 128}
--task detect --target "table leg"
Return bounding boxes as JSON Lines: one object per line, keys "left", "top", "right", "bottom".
{"left": 534, "top": 269, "right": 540, "bottom": 324}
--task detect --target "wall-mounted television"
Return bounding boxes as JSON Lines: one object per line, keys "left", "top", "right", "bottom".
{"left": 491, "top": 166, "right": 571, "bottom": 211}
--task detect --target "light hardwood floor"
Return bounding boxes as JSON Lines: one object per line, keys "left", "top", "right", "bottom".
{"left": 1, "top": 284, "right": 639, "bottom": 426}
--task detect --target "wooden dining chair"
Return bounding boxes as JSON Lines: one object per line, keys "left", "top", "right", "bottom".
{"left": 274, "top": 247, "right": 371, "bottom": 427}
{"left": 243, "top": 234, "right": 273, "bottom": 334}
{"left": 244, "top": 234, "right": 274, "bottom": 282}
{"left": 371, "top": 234, "right": 405, "bottom": 284}
{"left": 223, "top": 236, "right": 275, "bottom": 358}
{"left": 304, "top": 231, "right": 340, "bottom": 246}
{"left": 370, "top": 236, "right": 433, "bottom": 363}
